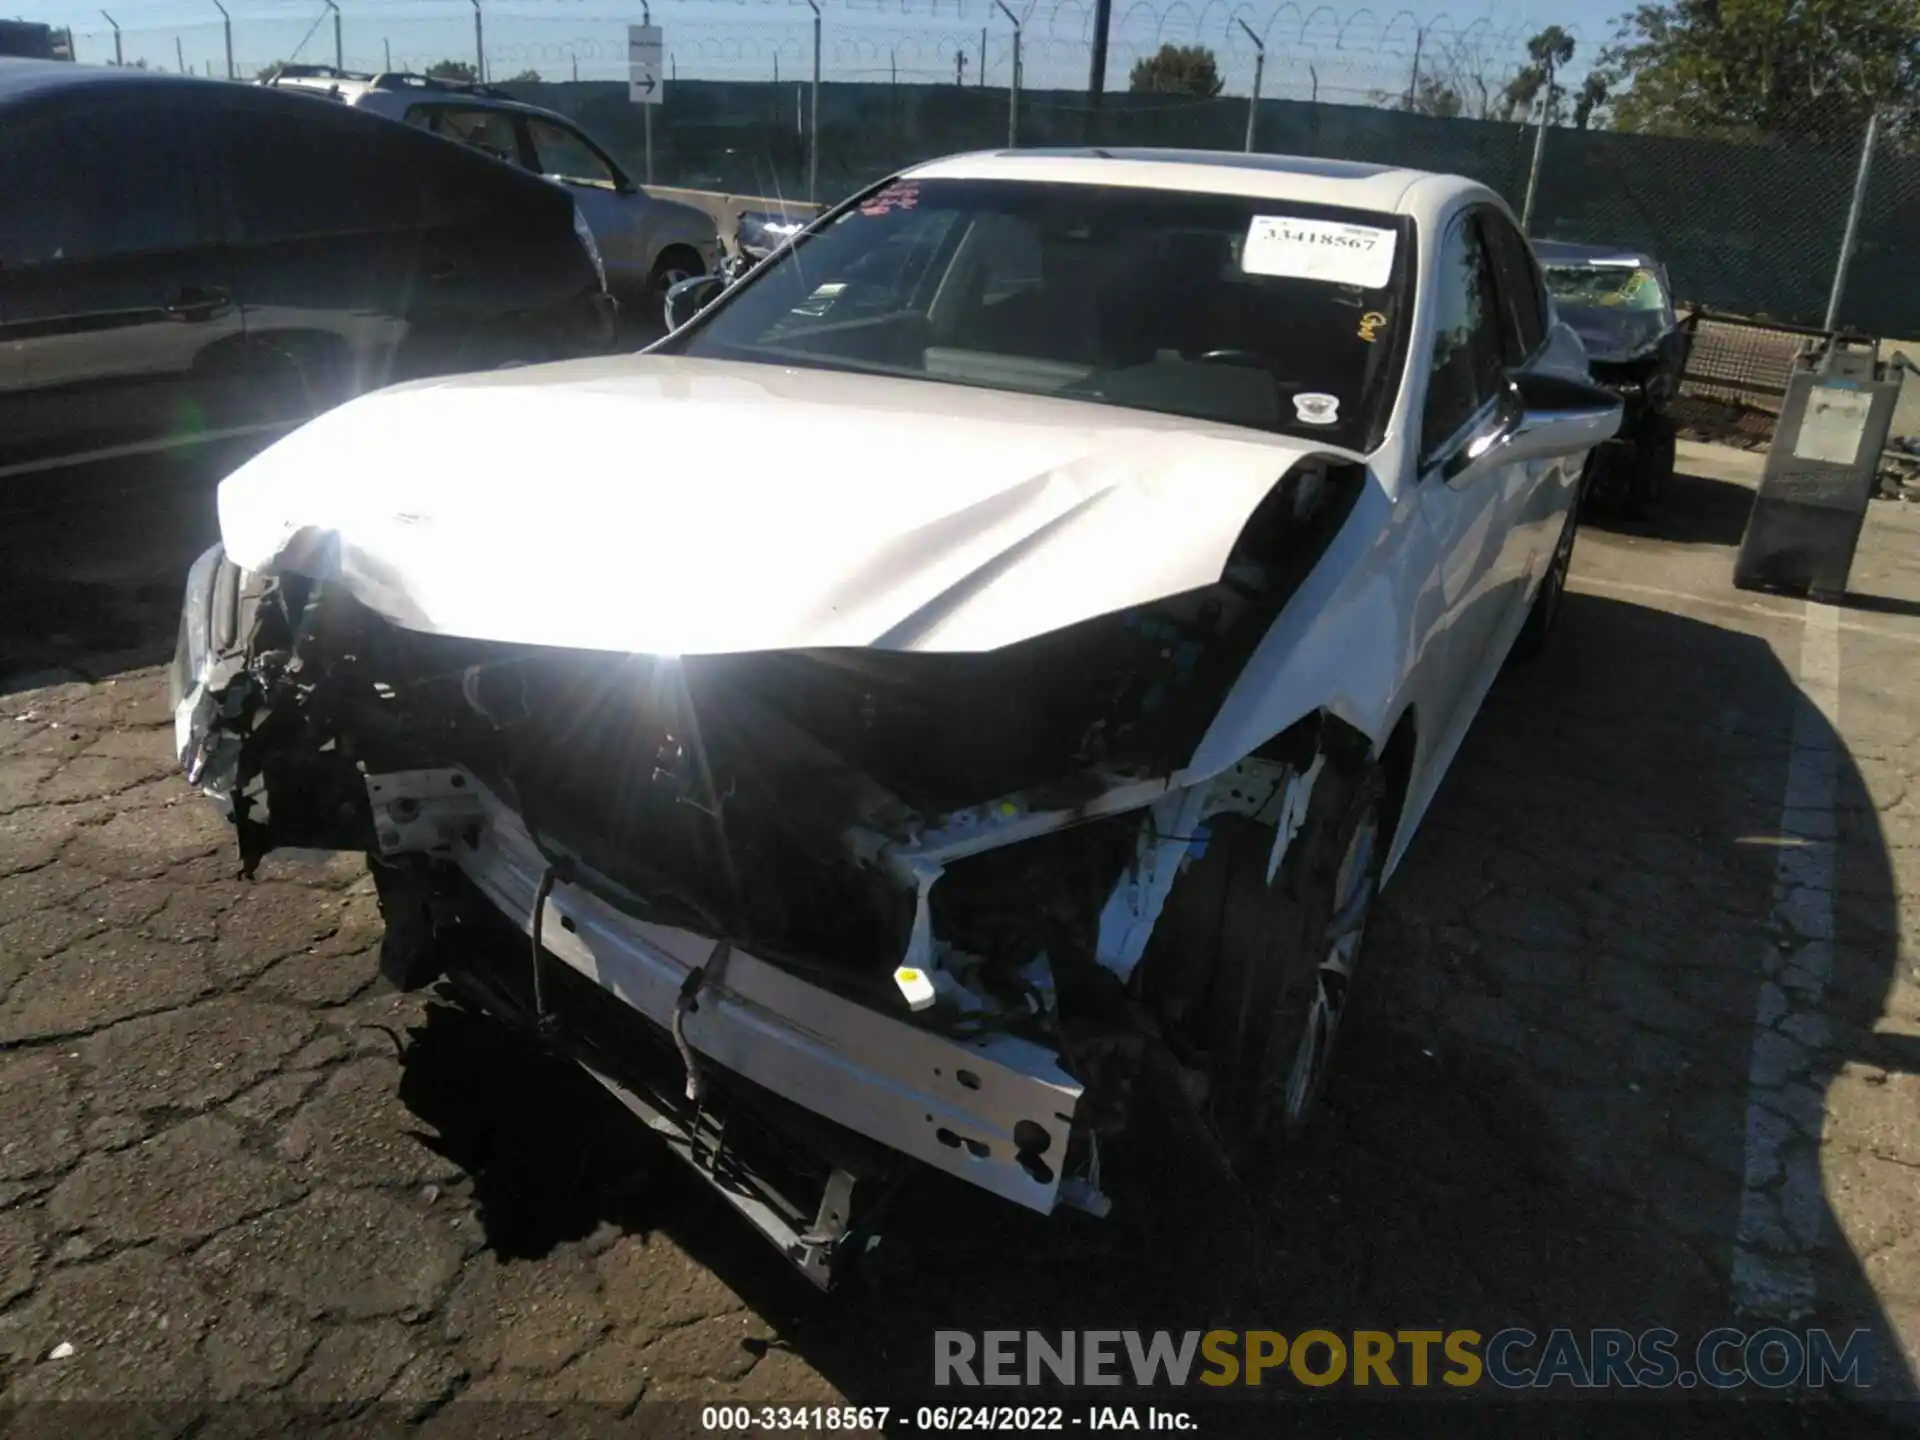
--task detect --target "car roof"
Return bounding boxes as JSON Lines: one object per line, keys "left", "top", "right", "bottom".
{"left": 263, "top": 66, "right": 551, "bottom": 115}
{"left": 900, "top": 148, "right": 1475, "bottom": 217}
{"left": 0, "top": 56, "right": 202, "bottom": 105}
{"left": 1534, "top": 239, "right": 1663, "bottom": 271}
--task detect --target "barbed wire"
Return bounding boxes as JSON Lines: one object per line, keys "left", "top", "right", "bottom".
{"left": 69, "top": 3, "right": 1559, "bottom": 96}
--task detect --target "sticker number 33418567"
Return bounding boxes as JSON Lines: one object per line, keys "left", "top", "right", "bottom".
{"left": 1242, "top": 216, "right": 1398, "bottom": 290}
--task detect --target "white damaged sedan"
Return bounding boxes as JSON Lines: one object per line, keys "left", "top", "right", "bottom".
{"left": 172, "top": 148, "right": 1618, "bottom": 1285}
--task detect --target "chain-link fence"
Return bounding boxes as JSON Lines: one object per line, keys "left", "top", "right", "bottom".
{"left": 39, "top": 2, "right": 1920, "bottom": 337}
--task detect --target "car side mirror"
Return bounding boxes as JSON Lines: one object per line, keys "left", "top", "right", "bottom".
{"left": 1508, "top": 370, "right": 1625, "bottom": 460}
{"left": 1440, "top": 372, "right": 1622, "bottom": 488}
{"left": 663, "top": 274, "right": 726, "bottom": 332}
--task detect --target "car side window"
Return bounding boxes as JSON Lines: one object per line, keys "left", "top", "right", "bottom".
{"left": 0, "top": 100, "right": 200, "bottom": 267}
{"left": 1478, "top": 208, "right": 1549, "bottom": 364}
{"left": 527, "top": 118, "right": 618, "bottom": 188}
{"left": 221, "top": 102, "right": 431, "bottom": 243}
{"left": 419, "top": 106, "right": 521, "bottom": 167}
{"left": 1420, "top": 213, "right": 1508, "bottom": 465}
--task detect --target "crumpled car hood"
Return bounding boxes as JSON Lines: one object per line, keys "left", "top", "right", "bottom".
{"left": 216, "top": 355, "right": 1351, "bottom": 655}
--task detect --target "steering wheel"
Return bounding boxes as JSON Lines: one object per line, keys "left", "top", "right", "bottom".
{"left": 1196, "top": 348, "right": 1268, "bottom": 367}
{"left": 1194, "top": 350, "right": 1304, "bottom": 387}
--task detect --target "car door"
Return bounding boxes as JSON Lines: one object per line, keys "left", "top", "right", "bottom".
{"left": 522, "top": 113, "right": 650, "bottom": 292}
{"left": 1476, "top": 204, "right": 1566, "bottom": 615}
{"left": 0, "top": 87, "right": 245, "bottom": 480}
{"left": 211, "top": 90, "right": 445, "bottom": 425}
{"left": 1411, "top": 208, "right": 1532, "bottom": 748}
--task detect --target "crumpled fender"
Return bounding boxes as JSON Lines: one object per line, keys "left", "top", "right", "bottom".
{"left": 1184, "top": 474, "right": 1410, "bottom": 781}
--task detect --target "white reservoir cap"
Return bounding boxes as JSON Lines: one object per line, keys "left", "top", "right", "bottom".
{"left": 893, "top": 965, "right": 937, "bottom": 1012}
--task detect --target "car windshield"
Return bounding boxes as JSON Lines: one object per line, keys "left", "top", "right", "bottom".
{"left": 1544, "top": 261, "right": 1666, "bottom": 313}
{"left": 667, "top": 178, "right": 1415, "bottom": 450}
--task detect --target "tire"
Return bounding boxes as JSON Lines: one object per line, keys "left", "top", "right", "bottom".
{"left": 1144, "top": 757, "right": 1389, "bottom": 1161}
{"left": 1508, "top": 496, "right": 1580, "bottom": 665}
{"left": 645, "top": 247, "right": 705, "bottom": 326}
{"left": 1624, "top": 413, "right": 1676, "bottom": 517}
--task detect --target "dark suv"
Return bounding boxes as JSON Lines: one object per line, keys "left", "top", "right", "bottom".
{"left": 0, "top": 60, "right": 615, "bottom": 481}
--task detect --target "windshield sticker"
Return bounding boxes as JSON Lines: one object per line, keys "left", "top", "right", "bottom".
{"left": 1243, "top": 217, "right": 1397, "bottom": 289}
{"left": 859, "top": 183, "right": 921, "bottom": 217}
{"left": 1294, "top": 393, "right": 1341, "bottom": 426}
{"left": 1357, "top": 310, "right": 1388, "bottom": 343}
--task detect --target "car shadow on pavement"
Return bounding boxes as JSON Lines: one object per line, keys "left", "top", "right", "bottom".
{"left": 0, "top": 452, "right": 232, "bottom": 697}
{"left": 383, "top": 589, "right": 1917, "bottom": 1432}
{"left": 1584, "top": 469, "right": 1758, "bottom": 549}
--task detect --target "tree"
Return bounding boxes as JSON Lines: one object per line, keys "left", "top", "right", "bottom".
{"left": 255, "top": 60, "right": 288, "bottom": 81}
{"left": 1382, "top": 29, "right": 1524, "bottom": 120}
{"left": 1129, "top": 44, "right": 1224, "bottom": 98}
{"left": 1601, "top": 0, "right": 1920, "bottom": 140}
{"left": 425, "top": 59, "right": 478, "bottom": 83}
{"left": 1571, "top": 70, "right": 1612, "bottom": 130}
{"left": 1406, "top": 73, "right": 1465, "bottom": 118}
{"left": 1503, "top": 25, "right": 1577, "bottom": 123}
{"left": 501, "top": 68, "right": 541, "bottom": 84}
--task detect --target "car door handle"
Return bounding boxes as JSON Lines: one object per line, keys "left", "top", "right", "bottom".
{"left": 165, "top": 286, "right": 233, "bottom": 322}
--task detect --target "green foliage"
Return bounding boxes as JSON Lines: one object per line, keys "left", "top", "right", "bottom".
{"left": 1503, "top": 25, "right": 1578, "bottom": 123}
{"left": 501, "top": 68, "right": 541, "bottom": 84}
{"left": 1403, "top": 73, "right": 1465, "bottom": 118}
{"left": 1602, "top": 0, "right": 1919, "bottom": 140}
{"left": 1128, "top": 44, "right": 1224, "bottom": 99}
{"left": 425, "top": 59, "right": 478, "bottom": 83}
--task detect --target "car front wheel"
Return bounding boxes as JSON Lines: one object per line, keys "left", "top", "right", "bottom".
{"left": 1626, "top": 413, "right": 1677, "bottom": 517}
{"left": 645, "top": 247, "right": 706, "bottom": 325}
{"left": 1143, "top": 755, "right": 1389, "bottom": 1162}
{"left": 1509, "top": 495, "right": 1581, "bottom": 665}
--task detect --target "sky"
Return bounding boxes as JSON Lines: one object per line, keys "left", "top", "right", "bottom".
{"left": 14, "top": 0, "right": 1623, "bottom": 96}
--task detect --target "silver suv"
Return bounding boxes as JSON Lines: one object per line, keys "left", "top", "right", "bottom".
{"left": 261, "top": 65, "right": 719, "bottom": 323}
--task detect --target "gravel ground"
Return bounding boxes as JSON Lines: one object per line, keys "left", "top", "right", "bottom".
{"left": 0, "top": 444, "right": 1916, "bottom": 1434}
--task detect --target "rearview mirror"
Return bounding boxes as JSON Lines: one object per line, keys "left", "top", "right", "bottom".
{"left": 663, "top": 274, "right": 726, "bottom": 332}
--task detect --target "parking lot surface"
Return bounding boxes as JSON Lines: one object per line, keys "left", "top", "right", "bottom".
{"left": 1, "top": 445, "right": 1918, "bottom": 1431}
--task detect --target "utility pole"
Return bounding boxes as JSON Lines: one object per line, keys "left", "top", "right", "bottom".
{"left": 470, "top": 0, "right": 484, "bottom": 82}
{"left": 211, "top": 0, "right": 232, "bottom": 79}
{"left": 1238, "top": 17, "right": 1263, "bottom": 153}
{"left": 101, "top": 10, "right": 122, "bottom": 65}
{"left": 1087, "top": 0, "right": 1112, "bottom": 107}
{"left": 642, "top": 0, "right": 654, "bottom": 188}
{"left": 384, "top": 37, "right": 391, "bottom": 70}
{"left": 805, "top": 0, "right": 820, "bottom": 203}
{"left": 994, "top": 0, "right": 1019, "bottom": 146}
{"left": 954, "top": 49, "right": 965, "bottom": 85}
{"left": 176, "top": 34, "right": 185, "bottom": 72}
{"left": 1520, "top": 57, "right": 1556, "bottom": 232}
{"left": 978, "top": 27, "right": 985, "bottom": 87}
{"left": 1405, "top": 25, "right": 1424, "bottom": 109}
{"left": 322, "top": 0, "right": 340, "bottom": 70}
{"left": 1825, "top": 109, "right": 1883, "bottom": 331}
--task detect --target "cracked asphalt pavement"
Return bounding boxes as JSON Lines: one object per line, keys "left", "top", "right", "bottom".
{"left": 1, "top": 445, "right": 1917, "bottom": 1433}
